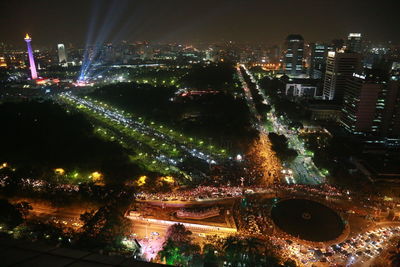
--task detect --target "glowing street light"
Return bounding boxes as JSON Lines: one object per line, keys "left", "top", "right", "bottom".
{"left": 0, "top": 162, "right": 8, "bottom": 169}
{"left": 54, "top": 168, "right": 65, "bottom": 175}
{"left": 137, "top": 175, "right": 147, "bottom": 186}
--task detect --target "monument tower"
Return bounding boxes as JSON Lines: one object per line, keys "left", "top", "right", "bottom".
{"left": 24, "top": 34, "right": 38, "bottom": 79}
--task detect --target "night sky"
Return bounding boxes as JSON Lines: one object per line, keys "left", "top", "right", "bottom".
{"left": 1, "top": 0, "right": 399, "bottom": 47}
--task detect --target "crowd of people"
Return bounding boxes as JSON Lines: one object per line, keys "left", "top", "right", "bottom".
{"left": 136, "top": 185, "right": 249, "bottom": 201}
{"left": 276, "top": 183, "right": 343, "bottom": 198}
{"left": 136, "top": 183, "right": 347, "bottom": 203}
{"left": 0, "top": 175, "right": 134, "bottom": 203}
{"left": 235, "top": 197, "right": 273, "bottom": 236}
{"left": 0, "top": 176, "right": 80, "bottom": 193}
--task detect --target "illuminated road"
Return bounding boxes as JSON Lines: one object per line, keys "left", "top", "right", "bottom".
{"left": 11, "top": 200, "right": 89, "bottom": 229}
{"left": 56, "top": 92, "right": 234, "bottom": 180}
{"left": 59, "top": 92, "right": 221, "bottom": 163}
{"left": 237, "top": 65, "right": 282, "bottom": 184}
{"left": 129, "top": 216, "right": 236, "bottom": 238}
{"left": 239, "top": 64, "right": 324, "bottom": 185}
{"left": 268, "top": 109, "right": 324, "bottom": 184}
{"left": 236, "top": 66, "right": 260, "bottom": 125}
{"left": 19, "top": 199, "right": 236, "bottom": 242}
{"left": 128, "top": 216, "right": 236, "bottom": 261}
{"left": 16, "top": 198, "right": 235, "bottom": 236}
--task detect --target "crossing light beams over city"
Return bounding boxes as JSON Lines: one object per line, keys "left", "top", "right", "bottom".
{"left": 77, "top": 0, "right": 225, "bottom": 82}
{"left": 77, "top": 0, "right": 233, "bottom": 82}
{"left": 79, "top": 0, "right": 132, "bottom": 81}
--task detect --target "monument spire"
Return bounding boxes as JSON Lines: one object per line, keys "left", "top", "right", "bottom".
{"left": 24, "top": 33, "right": 38, "bottom": 79}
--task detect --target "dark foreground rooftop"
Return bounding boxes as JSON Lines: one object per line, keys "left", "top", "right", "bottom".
{"left": 0, "top": 236, "right": 164, "bottom": 267}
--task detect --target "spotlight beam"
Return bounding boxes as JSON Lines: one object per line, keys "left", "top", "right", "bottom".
{"left": 80, "top": 0, "right": 104, "bottom": 80}
{"left": 109, "top": 4, "right": 150, "bottom": 44}
{"left": 80, "top": 0, "right": 131, "bottom": 80}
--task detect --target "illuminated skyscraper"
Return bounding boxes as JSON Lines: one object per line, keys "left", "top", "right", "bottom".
{"left": 309, "top": 43, "right": 332, "bottom": 79}
{"left": 24, "top": 34, "right": 38, "bottom": 79}
{"left": 323, "top": 51, "right": 362, "bottom": 101}
{"left": 57, "top": 44, "right": 67, "bottom": 63}
{"left": 346, "top": 33, "right": 363, "bottom": 53}
{"left": 284, "top": 34, "right": 304, "bottom": 77}
{"left": 341, "top": 73, "right": 384, "bottom": 135}
{"left": 381, "top": 80, "right": 400, "bottom": 138}
{"left": 341, "top": 70, "right": 400, "bottom": 139}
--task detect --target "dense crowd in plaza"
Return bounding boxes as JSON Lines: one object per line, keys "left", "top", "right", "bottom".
{"left": 276, "top": 183, "right": 343, "bottom": 197}
{"left": 136, "top": 183, "right": 346, "bottom": 202}
{"left": 0, "top": 173, "right": 352, "bottom": 205}
{"left": 136, "top": 185, "right": 250, "bottom": 201}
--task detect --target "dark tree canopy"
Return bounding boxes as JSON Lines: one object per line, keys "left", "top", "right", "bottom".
{"left": 0, "top": 199, "right": 23, "bottom": 228}
{"left": 166, "top": 223, "right": 193, "bottom": 243}
{"left": 0, "top": 101, "right": 142, "bottom": 183}
{"left": 159, "top": 223, "right": 200, "bottom": 266}
{"left": 181, "top": 62, "right": 236, "bottom": 90}
{"left": 89, "top": 83, "right": 255, "bottom": 151}
{"left": 269, "top": 133, "right": 298, "bottom": 163}
{"left": 79, "top": 204, "right": 132, "bottom": 249}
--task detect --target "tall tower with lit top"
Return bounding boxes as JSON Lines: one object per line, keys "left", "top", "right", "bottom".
{"left": 24, "top": 34, "right": 38, "bottom": 79}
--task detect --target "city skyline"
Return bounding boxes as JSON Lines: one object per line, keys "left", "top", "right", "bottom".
{"left": 1, "top": 0, "right": 400, "bottom": 46}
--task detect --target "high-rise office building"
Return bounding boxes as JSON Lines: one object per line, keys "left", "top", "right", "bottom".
{"left": 309, "top": 43, "right": 332, "bottom": 79}
{"left": 323, "top": 51, "right": 362, "bottom": 101}
{"left": 57, "top": 44, "right": 67, "bottom": 63}
{"left": 340, "top": 67, "right": 400, "bottom": 139}
{"left": 24, "top": 34, "right": 38, "bottom": 80}
{"left": 284, "top": 34, "right": 304, "bottom": 77}
{"left": 346, "top": 33, "right": 363, "bottom": 53}
{"left": 341, "top": 73, "right": 384, "bottom": 135}
{"left": 381, "top": 81, "right": 400, "bottom": 138}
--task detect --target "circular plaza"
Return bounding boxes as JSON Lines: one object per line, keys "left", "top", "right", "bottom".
{"left": 271, "top": 199, "right": 345, "bottom": 242}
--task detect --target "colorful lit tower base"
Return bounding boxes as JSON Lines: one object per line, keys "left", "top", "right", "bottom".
{"left": 24, "top": 34, "right": 38, "bottom": 80}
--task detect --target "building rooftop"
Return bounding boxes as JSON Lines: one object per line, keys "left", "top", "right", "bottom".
{"left": 286, "top": 34, "right": 304, "bottom": 41}
{"left": 286, "top": 78, "right": 321, "bottom": 86}
{"left": 0, "top": 236, "right": 164, "bottom": 267}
